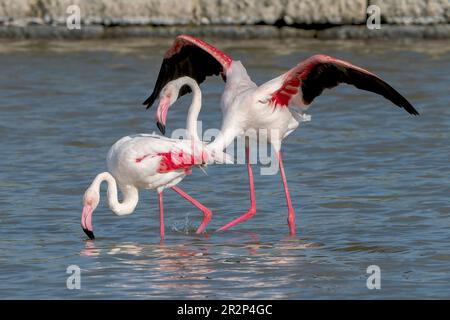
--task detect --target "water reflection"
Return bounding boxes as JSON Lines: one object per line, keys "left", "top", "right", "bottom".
{"left": 80, "top": 240, "right": 101, "bottom": 257}
{"left": 77, "top": 230, "right": 327, "bottom": 298}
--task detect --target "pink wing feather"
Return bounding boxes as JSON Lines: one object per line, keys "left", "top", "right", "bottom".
{"left": 269, "top": 54, "right": 418, "bottom": 115}
{"left": 143, "top": 35, "right": 233, "bottom": 109}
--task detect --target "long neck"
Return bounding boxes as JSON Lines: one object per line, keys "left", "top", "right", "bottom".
{"left": 208, "top": 125, "right": 239, "bottom": 153}
{"left": 181, "top": 77, "right": 202, "bottom": 141}
{"left": 92, "top": 172, "right": 139, "bottom": 216}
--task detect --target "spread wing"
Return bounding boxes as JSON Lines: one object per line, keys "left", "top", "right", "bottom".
{"left": 266, "top": 54, "right": 419, "bottom": 115}
{"left": 143, "top": 34, "right": 232, "bottom": 109}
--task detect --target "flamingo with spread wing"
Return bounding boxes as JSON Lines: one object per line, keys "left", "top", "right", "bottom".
{"left": 144, "top": 35, "right": 419, "bottom": 236}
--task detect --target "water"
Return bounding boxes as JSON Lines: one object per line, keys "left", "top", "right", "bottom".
{"left": 0, "top": 38, "right": 449, "bottom": 299}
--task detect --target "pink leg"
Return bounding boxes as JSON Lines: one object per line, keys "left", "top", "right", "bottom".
{"left": 158, "top": 191, "right": 165, "bottom": 240}
{"left": 171, "top": 186, "right": 212, "bottom": 234}
{"left": 278, "top": 151, "right": 296, "bottom": 235}
{"left": 217, "top": 146, "right": 256, "bottom": 232}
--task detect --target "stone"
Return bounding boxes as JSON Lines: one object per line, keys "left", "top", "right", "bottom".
{"left": 283, "top": 0, "right": 367, "bottom": 24}
{"left": 41, "top": 0, "right": 195, "bottom": 25}
{"left": 0, "top": 0, "right": 369, "bottom": 26}
{"left": 0, "top": 0, "right": 450, "bottom": 39}
{"left": 370, "top": 0, "right": 450, "bottom": 24}
{"left": 0, "top": 0, "right": 196, "bottom": 26}
{"left": 195, "top": 0, "right": 284, "bottom": 25}
{"left": 0, "top": 0, "right": 35, "bottom": 24}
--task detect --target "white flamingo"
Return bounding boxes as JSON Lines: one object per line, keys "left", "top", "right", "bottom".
{"left": 81, "top": 77, "right": 229, "bottom": 240}
{"left": 144, "top": 35, "right": 419, "bottom": 236}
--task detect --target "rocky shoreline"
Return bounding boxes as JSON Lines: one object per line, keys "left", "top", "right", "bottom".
{"left": 1, "top": 0, "right": 449, "bottom": 39}
{"left": 2, "top": 24, "right": 450, "bottom": 40}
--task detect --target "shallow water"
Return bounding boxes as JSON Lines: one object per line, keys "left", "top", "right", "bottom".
{"left": 0, "top": 38, "right": 449, "bottom": 299}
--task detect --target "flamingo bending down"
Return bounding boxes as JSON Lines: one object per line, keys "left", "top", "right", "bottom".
{"left": 81, "top": 77, "right": 229, "bottom": 240}
{"left": 144, "top": 35, "right": 419, "bottom": 236}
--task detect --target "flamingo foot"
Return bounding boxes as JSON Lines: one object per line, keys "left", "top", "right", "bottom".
{"left": 288, "top": 212, "right": 296, "bottom": 236}
{"left": 218, "top": 146, "right": 256, "bottom": 233}
{"left": 171, "top": 186, "right": 213, "bottom": 234}
{"left": 278, "top": 150, "right": 296, "bottom": 236}
{"left": 195, "top": 209, "right": 212, "bottom": 234}
{"left": 158, "top": 192, "right": 165, "bottom": 240}
{"left": 216, "top": 207, "right": 256, "bottom": 232}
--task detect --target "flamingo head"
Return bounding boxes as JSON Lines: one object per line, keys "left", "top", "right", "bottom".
{"left": 155, "top": 79, "right": 187, "bottom": 135}
{"left": 81, "top": 187, "right": 100, "bottom": 240}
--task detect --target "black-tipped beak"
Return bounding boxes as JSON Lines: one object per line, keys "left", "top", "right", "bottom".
{"left": 83, "top": 228, "right": 95, "bottom": 240}
{"left": 157, "top": 122, "right": 166, "bottom": 135}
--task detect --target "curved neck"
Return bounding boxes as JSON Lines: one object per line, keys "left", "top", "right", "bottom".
{"left": 91, "top": 172, "right": 139, "bottom": 216}
{"left": 180, "top": 77, "right": 202, "bottom": 141}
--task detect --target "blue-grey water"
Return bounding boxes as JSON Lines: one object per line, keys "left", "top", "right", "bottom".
{"left": 0, "top": 38, "right": 449, "bottom": 299}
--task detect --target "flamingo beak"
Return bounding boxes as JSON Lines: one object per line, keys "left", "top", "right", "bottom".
{"left": 157, "top": 122, "right": 166, "bottom": 135}
{"left": 81, "top": 205, "right": 95, "bottom": 240}
{"left": 156, "top": 96, "right": 170, "bottom": 135}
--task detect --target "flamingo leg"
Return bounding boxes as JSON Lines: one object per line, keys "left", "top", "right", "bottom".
{"left": 158, "top": 191, "right": 165, "bottom": 239}
{"left": 171, "top": 186, "right": 212, "bottom": 234}
{"left": 217, "top": 146, "right": 256, "bottom": 232}
{"left": 278, "top": 151, "right": 296, "bottom": 235}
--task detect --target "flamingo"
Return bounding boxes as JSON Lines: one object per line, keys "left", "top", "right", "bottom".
{"left": 144, "top": 35, "right": 419, "bottom": 236}
{"left": 81, "top": 76, "right": 229, "bottom": 240}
